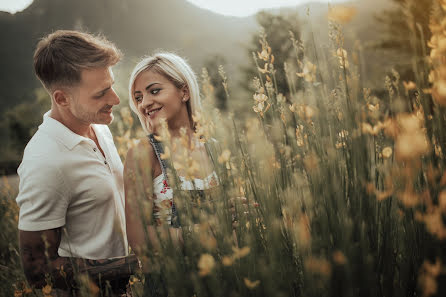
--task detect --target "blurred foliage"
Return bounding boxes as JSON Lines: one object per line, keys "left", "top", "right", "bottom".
{"left": 202, "top": 54, "right": 229, "bottom": 111}
{"left": 0, "top": 89, "right": 50, "bottom": 174}
{"left": 241, "top": 11, "right": 303, "bottom": 97}
{"left": 375, "top": 0, "right": 433, "bottom": 79}
{"left": 0, "top": 178, "right": 25, "bottom": 296}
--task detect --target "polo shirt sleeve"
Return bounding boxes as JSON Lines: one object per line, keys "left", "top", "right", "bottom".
{"left": 16, "top": 159, "right": 70, "bottom": 231}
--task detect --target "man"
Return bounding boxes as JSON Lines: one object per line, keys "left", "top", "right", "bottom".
{"left": 16, "top": 30, "right": 137, "bottom": 295}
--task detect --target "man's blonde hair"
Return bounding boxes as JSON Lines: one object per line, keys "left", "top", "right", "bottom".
{"left": 33, "top": 30, "right": 122, "bottom": 92}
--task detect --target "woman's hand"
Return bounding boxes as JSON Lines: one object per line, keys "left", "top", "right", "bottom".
{"left": 169, "top": 227, "right": 184, "bottom": 247}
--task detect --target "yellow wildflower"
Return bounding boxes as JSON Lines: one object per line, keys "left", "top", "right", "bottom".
{"left": 395, "top": 132, "right": 429, "bottom": 161}
{"left": 257, "top": 48, "right": 269, "bottom": 61}
{"left": 304, "top": 105, "right": 315, "bottom": 119}
{"left": 304, "top": 257, "right": 332, "bottom": 277}
{"left": 253, "top": 102, "right": 265, "bottom": 113}
{"left": 303, "top": 154, "right": 319, "bottom": 172}
{"left": 253, "top": 92, "right": 269, "bottom": 116}
{"left": 418, "top": 258, "right": 442, "bottom": 297}
{"left": 367, "top": 103, "right": 379, "bottom": 112}
{"left": 222, "top": 256, "right": 233, "bottom": 266}
{"left": 333, "top": 251, "right": 347, "bottom": 265}
{"left": 296, "top": 61, "right": 317, "bottom": 82}
{"left": 244, "top": 278, "right": 260, "bottom": 289}
{"left": 154, "top": 118, "right": 171, "bottom": 143}
{"left": 296, "top": 126, "right": 305, "bottom": 147}
{"left": 198, "top": 254, "right": 216, "bottom": 276}
{"left": 277, "top": 93, "right": 286, "bottom": 104}
{"left": 361, "top": 122, "right": 381, "bottom": 136}
{"left": 258, "top": 63, "right": 269, "bottom": 74}
{"left": 42, "top": 285, "right": 52, "bottom": 296}
{"left": 24, "top": 287, "right": 32, "bottom": 294}
{"left": 397, "top": 113, "right": 423, "bottom": 132}
{"left": 253, "top": 92, "right": 268, "bottom": 103}
{"left": 289, "top": 103, "right": 298, "bottom": 113}
{"left": 218, "top": 149, "right": 231, "bottom": 164}
{"left": 199, "top": 232, "right": 217, "bottom": 250}
{"left": 160, "top": 146, "right": 170, "bottom": 159}
{"left": 297, "top": 214, "right": 311, "bottom": 248}
{"left": 232, "top": 246, "right": 250, "bottom": 259}
{"left": 403, "top": 81, "right": 417, "bottom": 91}
{"left": 336, "top": 48, "right": 348, "bottom": 58}
{"left": 433, "top": 80, "right": 446, "bottom": 106}
{"left": 420, "top": 209, "right": 446, "bottom": 239}
{"left": 328, "top": 5, "right": 357, "bottom": 24}
{"left": 438, "top": 191, "right": 446, "bottom": 212}
{"left": 382, "top": 147, "right": 393, "bottom": 158}
{"left": 335, "top": 142, "right": 346, "bottom": 149}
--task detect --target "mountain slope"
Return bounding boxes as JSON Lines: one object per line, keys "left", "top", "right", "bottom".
{"left": 0, "top": 0, "right": 257, "bottom": 112}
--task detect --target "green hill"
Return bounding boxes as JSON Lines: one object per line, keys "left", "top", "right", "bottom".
{"left": 0, "top": 0, "right": 257, "bottom": 113}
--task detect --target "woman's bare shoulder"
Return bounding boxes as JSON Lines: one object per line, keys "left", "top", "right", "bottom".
{"left": 125, "top": 138, "right": 153, "bottom": 164}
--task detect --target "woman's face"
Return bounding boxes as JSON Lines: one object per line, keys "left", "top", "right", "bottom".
{"left": 132, "top": 70, "right": 189, "bottom": 133}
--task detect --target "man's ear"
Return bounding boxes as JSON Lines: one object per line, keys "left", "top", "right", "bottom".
{"left": 52, "top": 89, "right": 70, "bottom": 107}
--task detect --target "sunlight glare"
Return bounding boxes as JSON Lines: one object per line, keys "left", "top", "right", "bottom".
{"left": 0, "top": 0, "right": 33, "bottom": 14}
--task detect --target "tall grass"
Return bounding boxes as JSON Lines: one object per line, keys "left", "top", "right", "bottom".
{"left": 0, "top": 178, "right": 25, "bottom": 296}
{"left": 121, "top": 3, "right": 446, "bottom": 297}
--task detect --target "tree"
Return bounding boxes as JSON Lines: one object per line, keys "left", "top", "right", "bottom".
{"left": 374, "top": 0, "right": 433, "bottom": 79}
{"left": 0, "top": 89, "right": 50, "bottom": 174}
{"left": 242, "top": 11, "right": 303, "bottom": 96}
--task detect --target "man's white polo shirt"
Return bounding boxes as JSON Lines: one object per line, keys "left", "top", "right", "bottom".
{"left": 16, "top": 112, "right": 128, "bottom": 259}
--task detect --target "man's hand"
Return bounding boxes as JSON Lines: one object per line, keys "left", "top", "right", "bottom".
{"left": 78, "top": 254, "right": 141, "bottom": 280}
{"left": 19, "top": 228, "right": 71, "bottom": 289}
{"left": 19, "top": 229, "right": 139, "bottom": 291}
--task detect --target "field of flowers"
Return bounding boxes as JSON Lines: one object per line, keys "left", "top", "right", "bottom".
{"left": 2, "top": 1, "right": 446, "bottom": 297}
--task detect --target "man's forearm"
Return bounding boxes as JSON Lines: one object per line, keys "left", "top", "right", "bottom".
{"left": 24, "top": 254, "right": 139, "bottom": 290}
{"left": 22, "top": 255, "right": 74, "bottom": 289}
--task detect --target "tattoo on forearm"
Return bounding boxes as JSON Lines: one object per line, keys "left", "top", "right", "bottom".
{"left": 20, "top": 230, "right": 139, "bottom": 290}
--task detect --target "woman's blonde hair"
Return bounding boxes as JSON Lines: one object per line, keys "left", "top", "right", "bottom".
{"left": 128, "top": 52, "right": 201, "bottom": 133}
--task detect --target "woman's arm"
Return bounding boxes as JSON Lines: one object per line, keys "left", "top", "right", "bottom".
{"left": 124, "top": 140, "right": 184, "bottom": 266}
{"left": 124, "top": 141, "right": 161, "bottom": 255}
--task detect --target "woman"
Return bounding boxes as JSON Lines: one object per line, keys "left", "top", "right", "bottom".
{"left": 124, "top": 52, "right": 220, "bottom": 295}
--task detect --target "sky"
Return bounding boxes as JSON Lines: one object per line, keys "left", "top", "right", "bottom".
{"left": 0, "top": 0, "right": 343, "bottom": 17}
{"left": 185, "top": 0, "right": 343, "bottom": 17}
{"left": 0, "top": 0, "right": 33, "bottom": 14}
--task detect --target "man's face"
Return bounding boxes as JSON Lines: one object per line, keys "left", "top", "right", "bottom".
{"left": 69, "top": 67, "right": 120, "bottom": 125}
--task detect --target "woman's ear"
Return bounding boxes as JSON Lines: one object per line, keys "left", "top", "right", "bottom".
{"left": 181, "top": 86, "right": 190, "bottom": 102}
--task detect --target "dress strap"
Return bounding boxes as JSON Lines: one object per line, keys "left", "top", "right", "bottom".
{"left": 148, "top": 134, "right": 169, "bottom": 181}
{"left": 147, "top": 134, "right": 180, "bottom": 228}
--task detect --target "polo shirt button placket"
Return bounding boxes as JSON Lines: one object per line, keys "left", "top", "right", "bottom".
{"left": 103, "top": 157, "right": 112, "bottom": 174}
{"left": 92, "top": 145, "right": 109, "bottom": 171}
{"left": 106, "top": 160, "right": 114, "bottom": 175}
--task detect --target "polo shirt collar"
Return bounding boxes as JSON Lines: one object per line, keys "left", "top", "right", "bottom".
{"left": 39, "top": 111, "right": 92, "bottom": 150}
